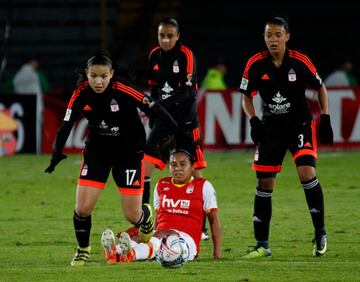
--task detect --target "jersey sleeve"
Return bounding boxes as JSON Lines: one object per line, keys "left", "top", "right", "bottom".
{"left": 179, "top": 45, "right": 197, "bottom": 88}
{"left": 52, "top": 82, "right": 87, "bottom": 153}
{"left": 239, "top": 51, "right": 268, "bottom": 98}
{"left": 202, "top": 180, "right": 218, "bottom": 214}
{"left": 289, "top": 50, "right": 323, "bottom": 90}
{"left": 153, "top": 183, "right": 160, "bottom": 210}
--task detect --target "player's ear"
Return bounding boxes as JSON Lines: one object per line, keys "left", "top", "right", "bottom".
{"left": 286, "top": 32, "right": 290, "bottom": 42}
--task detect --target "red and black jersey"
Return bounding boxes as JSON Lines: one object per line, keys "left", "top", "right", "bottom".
{"left": 53, "top": 81, "right": 153, "bottom": 161}
{"left": 239, "top": 49, "right": 323, "bottom": 127}
{"left": 148, "top": 41, "right": 198, "bottom": 125}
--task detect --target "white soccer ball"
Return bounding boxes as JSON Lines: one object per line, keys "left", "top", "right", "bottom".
{"left": 155, "top": 234, "right": 190, "bottom": 268}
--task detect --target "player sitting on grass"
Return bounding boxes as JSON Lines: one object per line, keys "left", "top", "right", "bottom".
{"left": 100, "top": 148, "right": 222, "bottom": 263}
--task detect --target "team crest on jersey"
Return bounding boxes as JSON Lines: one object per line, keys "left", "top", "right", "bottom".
{"left": 110, "top": 99, "right": 119, "bottom": 112}
{"left": 186, "top": 185, "right": 194, "bottom": 194}
{"left": 64, "top": 109, "right": 72, "bottom": 121}
{"left": 173, "top": 60, "right": 179, "bottom": 73}
{"left": 288, "top": 68, "right": 297, "bottom": 82}
{"left": 240, "top": 77, "right": 248, "bottom": 90}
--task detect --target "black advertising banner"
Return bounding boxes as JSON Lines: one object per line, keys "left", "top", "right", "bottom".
{"left": 0, "top": 94, "right": 39, "bottom": 153}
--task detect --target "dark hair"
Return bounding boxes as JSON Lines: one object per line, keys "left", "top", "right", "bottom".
{"left": 265, "top": 16, "right": 290, "bottom": 33}
{"left": 86, "top": 54, "right": 112, "bottom": 69}
{"left": 170, "top": 147, "right": 195, "bottom": 163}
{"left": 76, "top": 54, "right": 136, "bottom": 86}
{"left": 159, "top": 17, "right": 180, "bottom": 33}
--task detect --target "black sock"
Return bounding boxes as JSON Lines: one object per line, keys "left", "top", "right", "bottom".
{"left": 142, "top": 176, "right": 151, "bottom": 204}
{"left": 301, "top": 177, "right": 325, "bottom": 232}
{"left": 253, "top": 187, "right": 272, "bottom": 245}
{"left": 73, "top": 211, "right": 91, "bottom": 248}
{"left": 136, "top": 204, "right": 151, "bottom": 226}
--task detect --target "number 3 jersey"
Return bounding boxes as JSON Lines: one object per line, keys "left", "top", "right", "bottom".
{"left": 239, "top": 48, "right": 323, "bottom": 130}
{"left": 154, "top": 177, "right": 218, "bottom": 253}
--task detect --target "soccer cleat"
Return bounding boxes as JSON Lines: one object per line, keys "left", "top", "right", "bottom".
{"left": 119, "top": 232, "right": 136, "bottom": 263}
{"left": 242, "top": 246, "right": 272, "bottom": 259}
{"left": 101, "top": 228, "right": 118, "bottom": 264}
{"left": 139, "top": 204, "right": 154, "bottom": 243}
{"left": 313, "top": 234, "right": 327, "bottom": 257}
{"left": 70, "top": 246, "right": 91, "bottom": 266}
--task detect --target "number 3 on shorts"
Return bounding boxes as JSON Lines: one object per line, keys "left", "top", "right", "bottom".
{"left": 298, "top": 134, "right": 304, "bottom": 148}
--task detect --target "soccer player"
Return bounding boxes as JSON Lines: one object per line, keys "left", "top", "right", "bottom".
{"left": 239, "top": 16, "right": 333, "bottom": 258}
{"left": 143, "top": 17, "right": 208, "bottom": 240}
{"left": 44, "top": 54, "right": 181, "bottom": 266}
{"left": 101, "top": 148, "right": 221, "bottom": 263}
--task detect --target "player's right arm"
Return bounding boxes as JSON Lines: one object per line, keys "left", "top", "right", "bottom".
{"left": 52, "top": 82, "right": 87, "bottom": 154}
{"left": 45, "top": 83, "right": 86, "bottom": 173}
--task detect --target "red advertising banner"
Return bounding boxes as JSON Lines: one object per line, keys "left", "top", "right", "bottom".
{"left": 42, "top": 87, "right": 360, "bottom": 153}
{"left": 197, "top": 87, "right": 360, "bottom": 150}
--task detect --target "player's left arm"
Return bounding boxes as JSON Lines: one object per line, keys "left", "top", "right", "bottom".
{"left": 207, "top": 211, "right": 222, "bottom": 259}
{"left": 203, "top": 180, "right": 222, "bottom": 259}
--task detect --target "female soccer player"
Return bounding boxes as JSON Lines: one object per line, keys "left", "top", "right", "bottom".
{"left": 143, "top": 17, "right": 208, "bottom": 239}
{"left": 101, "top": 148, "right": 221, "bottom": 264}
{"left": 239, "top": 16, "right": 333, "bottom": 258}
{"left": 45, "top": 54, "right": 179, "bottom": 266}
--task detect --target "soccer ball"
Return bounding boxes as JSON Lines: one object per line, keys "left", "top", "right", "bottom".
{"left": 155, "top": 234, "right": 190, "bottom": 268}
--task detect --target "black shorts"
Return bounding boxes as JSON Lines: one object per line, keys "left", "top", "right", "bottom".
{"left": 78, "top": 149, "right": 144, "bottom": 195}
{"left": 144, "top": 121, "right": 206, "bottom": 170}
{"left": 253, "top": 120, "right": 318, "bottom": 174}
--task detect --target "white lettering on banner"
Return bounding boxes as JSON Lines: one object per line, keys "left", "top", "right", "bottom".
{"left": 0, "top": 102, "right": 25, "bottom": 152}
{"left": 65, "top": 118, "right": 87, "bottom": 148}
{"left": 349, "top": 100, "right": 360, "bottom": 141}
{"left": 327, "top": 90, "right": 354, "bottom": 142}
{"left": 201, "top": 88, "right": 360, "bottom": 148}
{"left": 205, "top": 92, "right": 241, "bottom": 144}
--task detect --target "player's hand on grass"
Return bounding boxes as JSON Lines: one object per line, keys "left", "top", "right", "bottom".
{"left": 249, "top": 116, "right": 265, "bottom": 145}
{"left": 318, "top": 114, "right": 334, "bottom": 145}
{"left": 45, "top": 152, "right": 67, "bottom": 173}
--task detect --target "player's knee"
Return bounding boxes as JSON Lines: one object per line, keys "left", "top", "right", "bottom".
{"left": 295, "top": 155, "right": 316, "bottom": 167}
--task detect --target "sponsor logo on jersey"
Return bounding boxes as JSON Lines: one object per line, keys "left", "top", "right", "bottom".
{"left": 288, "top": 68, "right": 297, "bottom": 82}
{"left": 153, "top": 64, "right": 159, "bottom": 71}
{"left": 162, "top": 195, "right": 190, "bottom": 214}
{"left": 269, "top": 92, "right": 291, "bottom": 114}
{"left": 240, "top": 77, "right": 248, "bottom": 90}
{"left": 83, "top": 105, "right": 92, "bottom": 111}
{"left": 64, "top": 109, "right": 72, "bottom": 121}
{"left": 161, "top": 81, "right": 174, "bottom": 96}
{"left": 110, "top": 99, "right": 119, "bottom": 112}
{"left": 99, "top": 120, "right": 108, "bottom": 129}
{"left": 173, "top": 60, "right": 179, "bottom": 73}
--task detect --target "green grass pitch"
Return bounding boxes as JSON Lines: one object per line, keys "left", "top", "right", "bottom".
{"left": 0, "top": 151, "right": 359, "bottom": 281}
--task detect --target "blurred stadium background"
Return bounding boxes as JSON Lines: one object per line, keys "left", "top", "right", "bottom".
{"left": 1, "top": 1, "right": 360, "bottom": 90}
{"left": 0, "top": 0, "right": 360, "bottom": 155}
